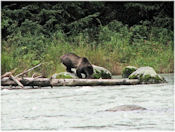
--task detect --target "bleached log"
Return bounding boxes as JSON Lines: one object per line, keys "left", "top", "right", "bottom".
{"left": 50, "top": 78, "right": 140, "bottom": 86}
{"left": 1, "top": 77, "right": 140, "bottom": 88}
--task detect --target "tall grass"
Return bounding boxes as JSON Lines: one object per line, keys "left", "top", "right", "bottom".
{"left": 1, "top": 21, "right": 174, "bottom": 76}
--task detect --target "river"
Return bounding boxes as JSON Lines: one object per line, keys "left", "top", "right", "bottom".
{"left": 1, "top": 74, "right": 174, "bottom": 130}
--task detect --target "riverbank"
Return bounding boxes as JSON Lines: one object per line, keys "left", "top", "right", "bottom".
{"left": 2, "top": 32, "right": 173, "bottom": 77}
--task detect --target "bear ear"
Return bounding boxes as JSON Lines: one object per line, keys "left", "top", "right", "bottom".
{"left": 82, "top": 57, "right": 89, "bottom": 62}
{"left": 87, "top": 66, "right": 93, "bottom": 70}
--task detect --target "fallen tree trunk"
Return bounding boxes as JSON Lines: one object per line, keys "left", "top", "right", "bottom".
{"left": 1, "top": 77, "right": 140, "bottom": 88}
{"left": 50, "top": 78, "right": 140, "bottom": 86}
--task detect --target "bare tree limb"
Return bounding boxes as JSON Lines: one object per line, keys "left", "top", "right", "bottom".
{"left": 1, "top": 72, "right": 12, "bottom": 79}
{"left": 15, "top": 63, "right": 42, "bottom": 78}
{"left": 1, "top": 68, "right": 17, "bottom": 79}
{"left": 10, "top": 75, "right": 24, "bottom": 88}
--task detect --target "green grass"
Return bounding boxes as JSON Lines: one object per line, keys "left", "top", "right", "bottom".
{"left": 1, "top": 23, "right": 174, "bottom": 77}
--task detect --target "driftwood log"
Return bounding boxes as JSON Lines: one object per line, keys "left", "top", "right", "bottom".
{"left": 1, "top": 77, "right": 140, "bottom": 89}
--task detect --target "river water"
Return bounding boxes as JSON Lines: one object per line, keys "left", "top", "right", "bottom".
{"left": 1, "top": 74, "right": 174, "bottom": 130}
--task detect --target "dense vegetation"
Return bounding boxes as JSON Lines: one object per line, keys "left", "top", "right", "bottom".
{"left": 1, "top": 2, "right": 174, "bottom": 77}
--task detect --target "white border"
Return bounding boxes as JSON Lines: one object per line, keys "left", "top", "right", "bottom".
{"left": 0, "top": 1, "right": 174, "bottom": 132}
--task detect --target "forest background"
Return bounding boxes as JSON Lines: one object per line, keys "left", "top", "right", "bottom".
{"left": 1, "top": 1, "right": 174, "bottom": 77}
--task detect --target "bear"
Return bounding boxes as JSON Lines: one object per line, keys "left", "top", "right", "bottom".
{"left": 60, "top": 53, "right": 94, "bottom": 79}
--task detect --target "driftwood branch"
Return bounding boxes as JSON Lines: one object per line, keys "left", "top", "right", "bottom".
{"left": 1, "top": 68, "right": 17, "bottom": 79}
{"left": 32, "top": 73, "right": 43, "bottom": 78}
{"left": 15, "top": 63, "right": 42, "bottom": 78}
{"left": 1, "top": 72, "right": 12, "bottom": 79}
{"left": 9, "top": 75, "right": 24, "bottom": 88}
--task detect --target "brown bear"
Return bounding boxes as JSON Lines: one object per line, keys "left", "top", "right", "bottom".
{"left": 60, "top": 53, "right": 93, "bottom": 79}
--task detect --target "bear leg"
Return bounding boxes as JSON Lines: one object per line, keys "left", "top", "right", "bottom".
{"left": 66, "top": 67, "right": 74, "bottom": 73}
{"left": 76, "top": 69, "right": 82, "bottom": 78}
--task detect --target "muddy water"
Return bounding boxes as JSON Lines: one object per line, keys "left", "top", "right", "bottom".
{"left": 1, "top": 74, "right": 174, "bottom": 130}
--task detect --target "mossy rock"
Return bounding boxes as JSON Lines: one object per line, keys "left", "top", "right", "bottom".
{"left": 92, "top": 65, "right": 112, "bottom": 79}
{"left": 122, "top": 66, "right": 137, "bottom": 78}
{"left": 51, "top": 72, "right": 78, "bottom": 79}
{"left": 129, "top": 66, "right": 166, "bottom": 84}
{"left": 54, "top": 65, "right": 112, "bottom": 79}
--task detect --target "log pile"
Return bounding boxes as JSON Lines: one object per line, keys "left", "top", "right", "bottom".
{"left": 1, "top": 63, "right": 140, "bottom": 90}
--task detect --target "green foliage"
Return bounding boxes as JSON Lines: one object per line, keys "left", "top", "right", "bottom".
{"left": 129, "top": 73, "right": 166, "bottom": 84}
{"left": 130, "top": 24, "right": 149, "bottom": 42}
{"left": 67, "top": 12, "right": 100, "bottom": 35}
{"left": 56, "top": 74, "right": 73, "bottom": 79}
{"left": 1, "top": 52, "right": 14, "bottom": 74}
{"left": 1, "top": 2, "right": 174, "bottom": 76}
{"left": 93, "top": 70, "right": 111, "bottom": 79}
{"left": 122, "top": 66, "right": 137, "bottom": 78}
